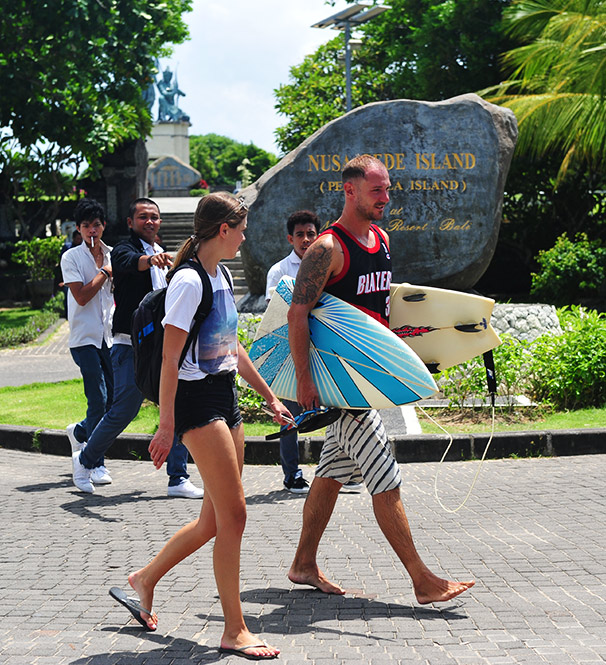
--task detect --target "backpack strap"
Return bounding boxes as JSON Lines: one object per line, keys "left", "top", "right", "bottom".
{"left": 218, "top": 262, "right": 233, "bottom": 292}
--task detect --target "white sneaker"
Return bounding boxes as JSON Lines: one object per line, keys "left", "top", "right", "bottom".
{"left": 66, "top": 423, "right": 85, "bottom": 454}
{"left": 167, "top": 479, "right": 204, "bottom": 499}
{"left": 72, "top": 451, "right": 94, "bottom": 493}
{"left": 91, "top": 466, "right": 112, "bottom": 485}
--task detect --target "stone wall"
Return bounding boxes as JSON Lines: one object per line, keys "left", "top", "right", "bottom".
{"left": 492, "top": 303, "right": 562, "bottom": 342}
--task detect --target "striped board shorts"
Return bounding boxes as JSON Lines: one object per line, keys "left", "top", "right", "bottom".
{"left": 315, "top": 409, "right": 402, "bottom": 495}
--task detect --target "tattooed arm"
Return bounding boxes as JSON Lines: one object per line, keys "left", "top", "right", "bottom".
{"left": 287, "top": 234, "right": 343, "bottom": 409}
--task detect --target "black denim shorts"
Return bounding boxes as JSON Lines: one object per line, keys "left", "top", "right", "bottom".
{"left": 174, "top": 372, "right": 242, "bottom": 439}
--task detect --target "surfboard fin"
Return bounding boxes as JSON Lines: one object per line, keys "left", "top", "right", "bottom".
{"left": 454, "top": 323, "right": 484, "bottom": 333}
{"left": 265, "top": 408, "right": 342, "bottom": 440}
{"left": 402, "top": 292, "right": 426, "bottom": 302}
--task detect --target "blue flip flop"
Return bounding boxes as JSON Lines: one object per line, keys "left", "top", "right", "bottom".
{"left": 109, "top": 586, "right": 156, "bottom": 631}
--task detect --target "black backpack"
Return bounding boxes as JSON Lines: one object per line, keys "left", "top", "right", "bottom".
{"left": 131, "top": 257, "right": 231, "bottom": 404}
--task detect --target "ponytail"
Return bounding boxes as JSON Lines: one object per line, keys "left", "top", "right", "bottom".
{"left": 167, "top": 235, "right": 198, "bottom": 282}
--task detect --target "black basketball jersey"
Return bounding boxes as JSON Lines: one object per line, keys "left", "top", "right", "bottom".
{"left": 322, "top": 223, "right": 392, "bottom": 326}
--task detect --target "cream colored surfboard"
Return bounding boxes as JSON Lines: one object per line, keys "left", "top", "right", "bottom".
{"left": 389, "top": 283, "right": 501, "bottom": 372}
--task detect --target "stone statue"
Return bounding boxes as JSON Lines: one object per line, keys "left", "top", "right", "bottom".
{"left": 156, "top": 68, "right": 189, "bottom": 123}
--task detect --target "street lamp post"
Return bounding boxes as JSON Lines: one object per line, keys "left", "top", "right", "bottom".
{"left": 312, "top": 3, "right": 390, "bottom": 112}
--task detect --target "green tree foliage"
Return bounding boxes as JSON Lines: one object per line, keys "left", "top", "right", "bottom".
{"left": 484, "top": 0, "right": 606, "bottom": 181}
{"left": 530, "top": 233, "right": 606, "bottom": 306}
{"left": 274, "top": 0, "right": 511, "bottom": 152}
{"left": 360, "top": 0, "right": 511, "bottom": 101}
{"left": 499, "top": 156, "right": 606, "bottom": 271}
{"left": 189, "top": 134, "right": 278, "bottom": 190}
{"left": 274, "top": 36, "right": 387, "bottom": 153}
{"left": 481, "top": 0, "right": 606, "bottom": 293}
{"left": 0, "top": 0, "right": 192, "bottom": 236}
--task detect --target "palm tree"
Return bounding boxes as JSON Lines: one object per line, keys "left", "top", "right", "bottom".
{"left": 484, "top": 0, "right": 606, "bottom": 182}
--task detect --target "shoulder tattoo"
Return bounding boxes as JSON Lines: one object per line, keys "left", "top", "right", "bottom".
{"left": 292, "top": 243, "right": 332, "bottom": 305}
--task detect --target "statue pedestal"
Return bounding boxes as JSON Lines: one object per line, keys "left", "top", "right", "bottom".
{"left": 146, "top": 121, "right": 191, "bottom": 165}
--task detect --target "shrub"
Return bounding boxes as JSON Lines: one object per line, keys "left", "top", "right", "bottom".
{"left": 42, "top": 291, "right": 65, "bottom": 315}
{"left": 531, "top": 232, "right": 606, "bottom": 305}
{"left": 438, "top": 306, "right": 606, "bottom": 411}
{"left": 0, "top": 309, "right": 59, "bottom": 348}
{"left": 189, "top": 188, "right": 209, "bottom": 198}
{"left": 528, "top": 306, "right": 606, "bottom": 409}
{"left": 437, "top": 334, "right": 532, "bottom": 412}
{"left": 236, "top": 315, "right": 269, "bottom": 420}
{"left": 11, "top": 236, "right": 65, "bottom": 280}
{"left": 438, "top": 359, "right": 486, "bottom": 410}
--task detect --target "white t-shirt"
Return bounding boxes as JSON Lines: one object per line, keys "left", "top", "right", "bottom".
{"left": 265, "top": 250, "right": 301, "bottom": 302}
{"left": 61, "top": 241, "right": 114, "bottom": 349}
{"left": 163, "top": 265, "right": 238, "bottom": 380}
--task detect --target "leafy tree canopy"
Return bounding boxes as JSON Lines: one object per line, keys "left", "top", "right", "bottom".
{"left": 483, "top": 0, "right": 606, "bottom": 180}
{"left": 189, "top": 134, "right": 278, "bottom": 190}
{"left": 0, "top": 0, "right": 191, "bottom": 237}
{"left": 274, "top": 0, "right": 511, "bottom": 152}
{"left": 0, "top": 0, "right": 191, "bottom": 160}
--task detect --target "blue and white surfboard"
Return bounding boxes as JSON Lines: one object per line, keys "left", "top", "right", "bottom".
{"left": 250, "top": 277, "right": 437, "bottom": 409}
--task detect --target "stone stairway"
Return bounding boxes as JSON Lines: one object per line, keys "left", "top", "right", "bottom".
{"left": 160, "top": 211, "right": 248, "bottom": 298}
{"left": 158, "top": 212, "right": 193, "bottom": 252}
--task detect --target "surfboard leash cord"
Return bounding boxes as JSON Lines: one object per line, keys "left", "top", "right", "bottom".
{"left": 418, "top": 403, "right": 496, "bottom": 514}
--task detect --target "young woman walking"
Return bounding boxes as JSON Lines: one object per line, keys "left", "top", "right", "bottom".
{"left": 111, "top": 193, "right": 290, "bottom": 660}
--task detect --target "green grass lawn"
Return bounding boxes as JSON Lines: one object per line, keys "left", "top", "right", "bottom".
{"left": 1, "top": 379, "right": 605, "bottom": 436}
{"left": 0, "top": 379, "right": 280, "bottom": 437}
{"left": 0, "top": 306, "right": 40, "bottom": 330}
{"left": 417, "top": 405, "right": 606, "bottom": 434}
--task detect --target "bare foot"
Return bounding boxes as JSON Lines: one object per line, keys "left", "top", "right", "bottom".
{"left": 128, "top": 571, "right": 158, "bottom": 630}
{"left": 288, "top": 564, "right": 345, "bottom": 595}
{"left": 220, "top": 629, "right": 279, "bottom": 660}
{"left": 414, "top": 575, "right": 475, "bottom": 605}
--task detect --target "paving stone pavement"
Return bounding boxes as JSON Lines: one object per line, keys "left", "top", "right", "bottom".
{"left": 0, "top": 321, "right": 80, "bottom": 387}
{"left": 1, "top": 448, "right": 605, "bottom": 664}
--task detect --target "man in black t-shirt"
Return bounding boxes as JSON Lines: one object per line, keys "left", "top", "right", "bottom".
{"left": 286, "top": 155, "right": 475, "bottom": 604}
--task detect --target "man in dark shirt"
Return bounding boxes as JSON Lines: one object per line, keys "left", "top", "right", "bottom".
{"left": 286, "top": 155, "right": 475, "bottom": 604}
{"left": 71, "top": 198, "right": 203, "bottom": 498}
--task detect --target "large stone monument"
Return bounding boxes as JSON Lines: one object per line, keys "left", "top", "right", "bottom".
{"left": 238, "top": 94, "right": 517, "bottom": 306}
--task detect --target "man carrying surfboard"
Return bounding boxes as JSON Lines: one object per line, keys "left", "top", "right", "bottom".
{"left": 286, "top": 154, "right": 475, "bottom": 603}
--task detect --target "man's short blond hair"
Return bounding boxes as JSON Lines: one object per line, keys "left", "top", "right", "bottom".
{"left": 342, "top": 154, "right": 386, "bottom": 183}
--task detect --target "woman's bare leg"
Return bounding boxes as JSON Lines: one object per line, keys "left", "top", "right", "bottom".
{"left": 131, "top": 421, "right": 278, "bottom": 657}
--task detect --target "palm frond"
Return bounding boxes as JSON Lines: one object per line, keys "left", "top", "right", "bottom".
{"left": 483, "top": 0, "right": 606, "bottom": 177}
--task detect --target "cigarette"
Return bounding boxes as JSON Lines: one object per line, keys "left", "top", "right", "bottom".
{"left": 91, "top": 237, "right": 94, "bottom": 247}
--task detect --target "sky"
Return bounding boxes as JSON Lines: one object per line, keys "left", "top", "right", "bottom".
{"left": 155, "top": 0, "right": 348, "bottom": 156}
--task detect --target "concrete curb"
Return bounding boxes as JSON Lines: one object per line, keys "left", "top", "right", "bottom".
{"left": 2, "top": 423, "right": 605, "bottom": 464}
